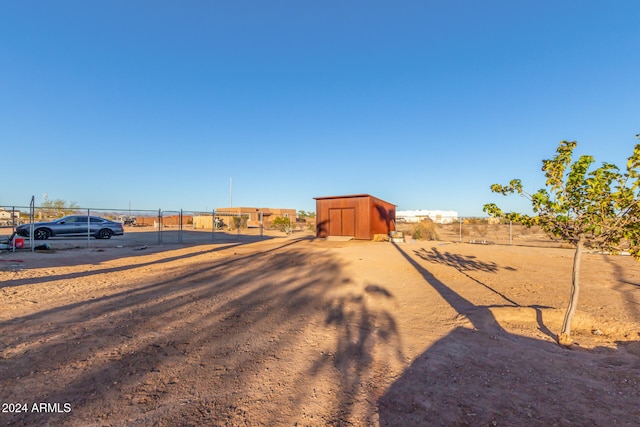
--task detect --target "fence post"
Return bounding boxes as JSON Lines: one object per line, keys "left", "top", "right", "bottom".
{"left": 11, "top": 206, "right": 16, "bottom": 253}
{"left": 158, "top": 209, "right": 162, "bottom": 244}
{"left": 30, "top": 196, "right": 35, "bottom": 252}
{"left": 179, "top": 209, "right": 183, "bottom": 243}
{"left": 87, "top": 209, "right": 91, "bottom": 248}
{"left": 212, "top": 209, "right": 216, "bottom": 241}
{"left": 260, "top": 212, "right": 263, "bottom": 239}
{"left": 509, "top": 220, "right": 513, "bottom": 245}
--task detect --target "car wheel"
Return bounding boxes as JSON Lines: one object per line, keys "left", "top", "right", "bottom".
{"left": 98, "top": 229, "right": 113, "bottom": 239}
{"left": 34, "top": 228, "right": 51, "bottom": 240}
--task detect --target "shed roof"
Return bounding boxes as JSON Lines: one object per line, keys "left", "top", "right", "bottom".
{"left": 313, "top": 194, "right": 396, "bottom": 206}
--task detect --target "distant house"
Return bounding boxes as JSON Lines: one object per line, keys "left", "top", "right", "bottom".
{"left": 218, "top": 207, "right": 297, "bottom": 227}
{"left": 396, "top": 209, "right": 459, "bottom": 224}
{"left": 0, "top": 208, "right": 20, "bottom": 225}
{"left": 193, "top": 207, "right": 297, "bottom": 229}
{"left": 0, "top": 209, "right": 13, "bottom": 221}
{"left": 314, "top": 194, "right": 396, "bottom": 240}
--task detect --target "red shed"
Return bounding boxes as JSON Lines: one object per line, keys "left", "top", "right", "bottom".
{"left": 314, "top": 194, "right": 396, "bottom": 240}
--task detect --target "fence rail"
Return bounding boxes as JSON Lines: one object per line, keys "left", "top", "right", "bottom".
{"left": 0, "top": 204, "right": 304, "bottom": 252}
{"left": 2, "top": 204, "right": 567, "bottom": 251}
{"left": 399, "top": 219, "right": 567, "bottom": 248}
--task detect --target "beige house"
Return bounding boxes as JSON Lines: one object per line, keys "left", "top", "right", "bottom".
{"left": 193, "top": 207, "right": 297, "bottom": 229}
{"left": 0, "top": 208, "right": 20, "bottom": 225}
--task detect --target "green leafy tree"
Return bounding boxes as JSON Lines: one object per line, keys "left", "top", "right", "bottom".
{"left": 483, "top": 140, "right": 640, "bottom": 346}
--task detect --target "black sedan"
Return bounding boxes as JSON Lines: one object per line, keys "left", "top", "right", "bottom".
{"left": 16, "top": 215, "right": 125, "bottom": 240}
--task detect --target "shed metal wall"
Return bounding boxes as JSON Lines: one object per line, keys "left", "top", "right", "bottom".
{"left": 314, "top": 194, "right": 396, "bottom": 240}
{"left": 369, "top": 197, "right": 396, "bottom": 237}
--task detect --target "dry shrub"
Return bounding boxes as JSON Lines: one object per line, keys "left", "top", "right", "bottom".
{"left": 518, "top": 225, "right": 541, "bottom": 235}
{"left": 228, "top": 216, "right": 248, "bottom": 230}
{"left": 409, "top": 219, "right": 439, "bottom": 241}
{"left": 373, "top": 234, "right": 390, "bottom": 242}
{"left": 471, "top": 224, "right": 488, "bottom": 237}
{"left": 446, "top": 222, "right": 468, "bottom": 237}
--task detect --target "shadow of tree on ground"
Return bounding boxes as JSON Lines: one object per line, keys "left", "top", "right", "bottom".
{"left": 379, "top": 244, "right": 640, "bottom": 426}
{"left": 0, "top": 243, "right": 244, "bottom": 288}
{"left": 414, "top": 247, "right": 517, "bottom": 304}
{"left": 1, "top": 238, "right": 403, "bottom": 426}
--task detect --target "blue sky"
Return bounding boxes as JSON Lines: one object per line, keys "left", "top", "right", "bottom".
{"left": 2, "top": 1, "right": 639, "bottom": 216}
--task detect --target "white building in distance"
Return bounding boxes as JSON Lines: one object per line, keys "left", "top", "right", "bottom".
{"left": 396, "top": 209, "right": 459, "bottom": 224}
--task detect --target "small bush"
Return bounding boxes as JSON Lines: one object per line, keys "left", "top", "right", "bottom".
{"left": 230, "top": 216, "right": 248, "bottom": 230}
{"left": 271, "top": 216, "right": 292, "bottom": 233}
{"left": 410, "top": 219, "right": 439, "bottom": 241}
{"left": 471, "top": 224, "right": 488, "bottom": 237}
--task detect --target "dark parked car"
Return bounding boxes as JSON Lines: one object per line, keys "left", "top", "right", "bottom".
{"left": 16, "top": 215, "right": 125, "bottom": 240}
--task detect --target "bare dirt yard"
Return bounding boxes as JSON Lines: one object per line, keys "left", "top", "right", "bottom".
{"left": 1, "top": 233, "right": 639, "bottom": 426}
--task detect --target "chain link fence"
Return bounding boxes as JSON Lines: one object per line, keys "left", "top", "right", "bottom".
{"left": 1, "top": 205, "right": 567, "bottom": 251}
{"left": 398, "top": 218, "right": 570, "bottom": 249}
{"left": 0, "top": 204, "right": 306, "bottom": 252}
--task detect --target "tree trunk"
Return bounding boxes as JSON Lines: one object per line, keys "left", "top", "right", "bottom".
{"left": 558, "top": 235, "right": 584, "bottom": 346}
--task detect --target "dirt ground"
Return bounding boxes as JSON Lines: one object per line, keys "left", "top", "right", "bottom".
{"left": 1, "top": 234, "right": 639, "bottom": 426}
